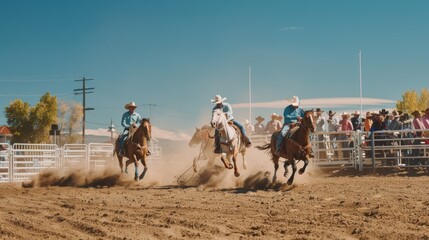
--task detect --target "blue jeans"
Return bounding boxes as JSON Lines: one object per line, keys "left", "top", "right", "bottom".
{"left": 119, "top": 129, "right": 129, "bottom": 153}
{"left": 233, "top": 120, "right": 250, "bottom": 141}
{"left": 276, "top": 124, "right": 290, "bottom": 151}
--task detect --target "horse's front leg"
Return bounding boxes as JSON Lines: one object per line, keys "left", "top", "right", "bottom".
{"left": 124, "top": 158, "right": 133, "bottom": 174}
{"left": 220, "top": 156, "right": 233, "bottom": 169}
{"left": 272, "top": 155, "right": 280, "bottom": 183}
{"left": 127, "top": 154, "right": 138, "bottom": 181}
{"left": 232, "top": 155, "right": 239, "bottom": 177}
{"left": 299, "top": 159, "right": 309, "bottom": 175}
{"left": 287, "top": 159, "right": 297, "bottom": 185}
{"left": 139, "top": 153, "right": 148, "bottom": 180}
{"left": 117, "top": 155, "right": 124, "bottom": 173}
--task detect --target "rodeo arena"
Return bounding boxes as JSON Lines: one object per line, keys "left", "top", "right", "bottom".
{"left": 0, "top": 106, "right": 429, "bottom": 239}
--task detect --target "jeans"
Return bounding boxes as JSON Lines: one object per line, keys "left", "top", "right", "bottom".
{"left": 233, "top": 120, "right": 250, "bottom": 140}
{"left": 276, "top": 124, "right": 290, "bottom": 151}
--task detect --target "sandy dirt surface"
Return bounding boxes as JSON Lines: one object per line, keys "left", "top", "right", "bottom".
{"left": 0, "top": 168, "right": 428, "bottom": 240}
{"left": 0, "top": 147, "right": 428, "bottom": 239}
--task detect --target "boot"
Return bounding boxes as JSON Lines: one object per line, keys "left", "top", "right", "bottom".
{"left": 244, "top": 136, "right": 252, "bottom": 148}
{"left": 214, "top": 131, "right": 222, "bottom": 154}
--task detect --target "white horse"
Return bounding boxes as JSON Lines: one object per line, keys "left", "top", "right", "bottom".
{"left": 210, "top": 109, "right": 247, "bottom": 177}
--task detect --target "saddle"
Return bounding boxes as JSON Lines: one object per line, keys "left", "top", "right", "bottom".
{"left": 275, "top": 125, "right": 300, "bottom": 158}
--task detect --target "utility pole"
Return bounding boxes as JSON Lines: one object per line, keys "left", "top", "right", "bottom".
{"left": 142, "top": 104, "right": 156, "bottom": 118}
{"left": 74, "top": 77, "right": 95, "bottom": 143}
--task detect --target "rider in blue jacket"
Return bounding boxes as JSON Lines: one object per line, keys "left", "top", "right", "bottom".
{"left": 119, "top": 102, "right": 141, "bottom": 156}
{"left": 275, "top": 96, "right": 305, "bottom": 156}
{"left": 211, "top": 95, "right": 252, "bottom": 153}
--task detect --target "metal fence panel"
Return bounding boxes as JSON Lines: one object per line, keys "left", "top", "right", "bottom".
{"left": 0, "top": 143, "right": 11, "bottom": 182}
{"left": 88, "top": 143, "right": 113, "bottom": 170}
{"left": 12, "top": 144, "right": 59, "bottom": 182}
{"left": 62, "top": 144, "right": 88, "bottom": 170}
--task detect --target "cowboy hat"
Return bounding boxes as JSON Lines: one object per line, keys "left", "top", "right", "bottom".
{"left": 379, "top": 109, "right": 389, "bottom": 115}
{"left": 244, "top": 119, "right": 250, "bottom": 124}
{"left": 328, "top": 110, "right": 336, "bottom": 116}
{"left": 411, "top": 110, "right": 421, "bottom": 116}
{"left": 255, "top": 116, "right": 265, "bottom": 121}
{"left": 270, "top": 113, "right": 278, "bottom": 117}
{"left": 392, "top": 110, "right": 401, "bottom": 118}
{"left": 315, "top": 108, "right": 324, "bottom": 113}
{"left": 365, "top": 111, "right": 372, "bottom": 118}
{"left": 352, "top": 111, "right": 360, "bottom": 116}
{"left": 290, "top": 96, "right": 300, "bottom": 107}
{"left": 211, "top": 95, "right": 227, "bottom": 104}
{"left": 125, "top": 102, "right": 138, "bottom": 109}
{"left": 341, "top": 112, "right": 350, "bottom": 117}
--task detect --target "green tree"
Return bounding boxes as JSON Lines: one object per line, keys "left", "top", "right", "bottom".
{"left": 57, "top": 100, "right": 83, "bottom": 144}
{"left": 5, "top": 93, "right": 57, "bottom": 143}
{"left": 396, "top": 88, "right": 429, "bottom": 113}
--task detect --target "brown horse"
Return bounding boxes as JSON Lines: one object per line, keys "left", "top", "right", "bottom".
{"left": 114, "top": 118, "right": 152, "bottom": 181}
{"left": 256, "top": 110, "right": 315, "bottom": 185}
{"left": 188, "top": 125, "right": 217, "bottom": 171}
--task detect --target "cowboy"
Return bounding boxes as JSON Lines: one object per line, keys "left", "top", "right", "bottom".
{"left": 422, "top": 108, "right": 429, "bottom": 129}
{"left": 119, "top": 102, "right": 142, "bottom": 156}
{"left": 243, "top": 119, "right": 255, "bottom": 135}
{"left": 379, "top": 109, "right": 390, "bottom": 129}
{"left": 326, "top": 110, "right": 339, "bottom": 158}
{"left": 211, "top": 95, "right": 252, "bottom": 153}
{"left": 264, "top": 113, "right": 283, "bottom": 134}
{"left": 275, "top": 96, "right": 305, "bottom": 156}
{"left": 388, "top": 110, "right": 402, "bottom": 131}
{"left": 411, "top": 110, "right": 425, "bottom": 137}
{"left": 314, "top": 108, "right": 327, "bottom": 159}
{"left": 254, "top": 116, "right": 266, "bottom": 135}
{"left": 351, "top": 111, "right": 362, "bottom": 131}
{"left": 364, "top": 111, "right": 373, "bottom": 132}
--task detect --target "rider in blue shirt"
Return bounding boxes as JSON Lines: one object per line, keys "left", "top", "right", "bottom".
{"left": 119, "top": 102, "right": 142, "bottom": 156}
{"left": 275, "top": 96, "right": 305, "bottom": 156}
{"left": 211, "top": 95, "right": 252, "bottom": 153}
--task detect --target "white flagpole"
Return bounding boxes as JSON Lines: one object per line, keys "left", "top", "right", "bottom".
{"left": 249, "top": 66, "right": 252, "bottom": 124}
{"left": 359, "top": 50, "right": 363, "bottom": 123}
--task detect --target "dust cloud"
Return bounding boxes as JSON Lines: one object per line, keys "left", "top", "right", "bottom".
{"left": 21, "top": 132, "right": 317, "bottom": 190}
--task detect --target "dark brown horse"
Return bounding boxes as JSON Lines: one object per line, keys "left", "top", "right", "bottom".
{"left": 256, "top": 110, "right": 315, "bottom": 185}
{"left": 114, "top": 118, "right": 152, "bottom": 181}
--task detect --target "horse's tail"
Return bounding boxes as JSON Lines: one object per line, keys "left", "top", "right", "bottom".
{"left": 256, "top": 143, "right": 271, "bottom": 151}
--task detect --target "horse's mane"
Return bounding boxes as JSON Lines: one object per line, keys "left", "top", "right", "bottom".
{"left": 141, "top": 118, "right": 150, "bottom": 124}
{"left": 201, "top": 124, "right": 212, "bottom": 130}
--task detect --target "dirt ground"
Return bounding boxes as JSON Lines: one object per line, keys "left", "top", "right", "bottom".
{"left": 0, "top": 147, "right": 428, "bottom": 239}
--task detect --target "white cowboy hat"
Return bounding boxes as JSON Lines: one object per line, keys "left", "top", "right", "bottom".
{"left": 290, "top": 96, "right": 300, "bottom": 107}
{"left": 211, "top": 95, "right": 227, "bottom": 104}
{"left": 341, "top": 112, "right": 350, "bottom": 117}
{"left": 125, "top": 102, "right": 138, "bottom": 109}
{"left": 352, "top": 111, "right": 360, "bottom": 116}
{"left": 271, "top": 113, "right": 278, "bottom": 117}
{"left": 244, "top": 119, "right": 250, "bottom": 124}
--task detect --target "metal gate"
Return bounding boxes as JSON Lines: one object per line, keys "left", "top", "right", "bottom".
{"left": 12, "top": 144, "right": 59, "bottom": 182}
{"left": 0, "top": 143, "right": 11, "bottom": 182}
{"left": 88, "top": 143, "right": 113, "bottom": 170}
{"left": 62, "top": 144, "right": 88, "bottom": 170}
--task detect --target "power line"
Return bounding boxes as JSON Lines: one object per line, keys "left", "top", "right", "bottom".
{"left": 74, "top": 77, "right": 95, "bottom": 143}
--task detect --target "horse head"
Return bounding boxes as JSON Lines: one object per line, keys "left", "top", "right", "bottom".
{"left": 301, "top": 110, "right": 316, "bottom": 133}
{"left": 210, "top": 109, "right": 225, "bottom": 129}
{"left": 189, "top": 127, "right": 202, "bottom": 147}
{"left": 141, "top": 118, "right": 152, "bottom": 141}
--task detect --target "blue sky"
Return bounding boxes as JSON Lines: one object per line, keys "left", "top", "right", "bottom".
{"left": 1, "top": 1, "right": 428, "bottom": 138}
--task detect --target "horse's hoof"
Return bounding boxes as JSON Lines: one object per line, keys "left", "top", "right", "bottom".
{"left": 226, "top": 164, "right": 233, "bottom": 169}
{"left": 287, "top": 179, "right": 293, "bottom": 185}
{"left": 234, "top": 172, "right": 240, "bottom": 177}
{"left": 243, "top": 164, "right": 248, "bottom": 170}
{"left": 134, "top": 176, "right": 139, "bottom": 181}
{"left": 125, "top": 169, "right": 128, "bottom": 174}
{"left": 284, "top": 172, "right": 288, "bottom": 178}
{"left": 298, "top": 169, "right": 305, "bottom": 175}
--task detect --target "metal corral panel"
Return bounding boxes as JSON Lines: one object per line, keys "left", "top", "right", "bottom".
{"left": 88, "top": 143, "right": 113, "bottom": 170}
{"left": 0, "top": 143, "right": 11, "bottom": 182}
{"left": 12, "top": 144, "right": 60, "bottom": 182}
{"left": 62, "top": 144, "right": 88, "bottom": 170}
